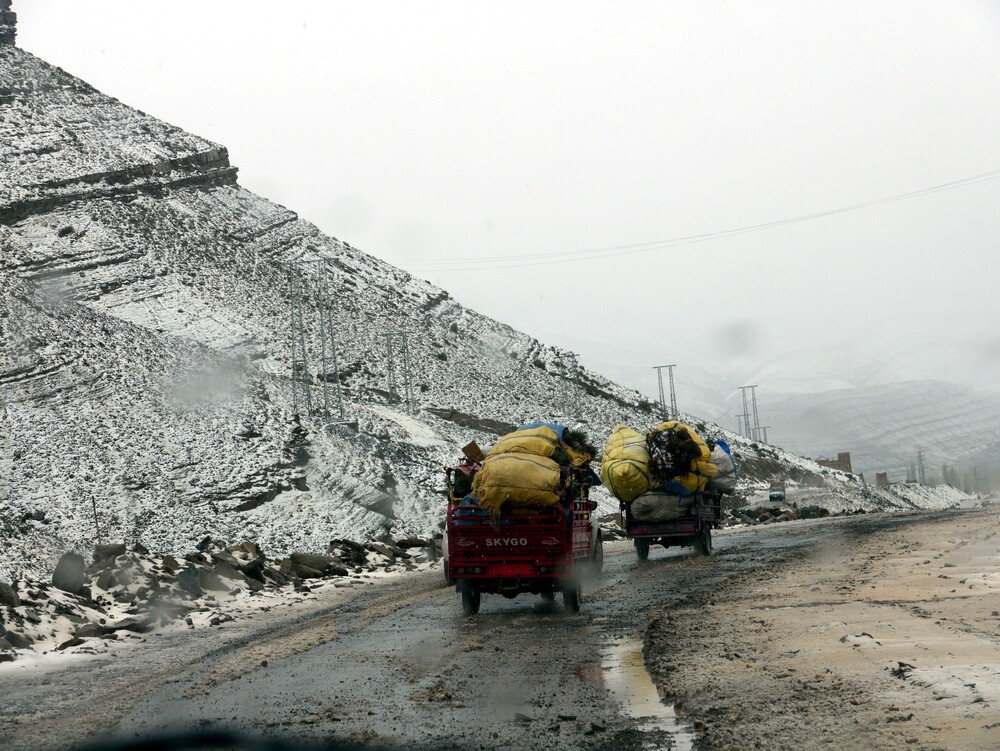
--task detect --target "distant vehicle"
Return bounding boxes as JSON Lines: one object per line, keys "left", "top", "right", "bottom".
{"left": 620, "top": 490, "right": 722, "bottom": 560}
{"left": 769, "top": 481, "right": 786, "bottom": 502}
{"left": 444, "top": 464, "right": 601, "bottom": 614}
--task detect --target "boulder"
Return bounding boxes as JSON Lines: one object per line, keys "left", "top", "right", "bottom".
{"left": 395, "top": 536, "right": 430, "bottom": 550}
{"left": 93, "top": 544, "right": 126, "bottom": 565}
{"left": 798, "top": 505, "right": 831, "bottom": 519}
{"left": 289, "top": 553, "right": 349, "bottom": 576}
{"left": 198, "top": 569, "right": 231, "bottom": 592}
{"left": 132, "top": 542, "right": 149, "bottom": 555}
{"left": 262, "top": 567, "right": 288, "bottom": 586}
{"left": 56, "top": 637, "right": 85, "bottom": 651}
{"left": 212, "top": 562, "right": 261, "bottom": 590}
{"left": 0, "top": 581, "right": 20, "bottom": 607}
{"left": 74, "top": 623, "right": 104, "bottom": 638}
{"left": 95, "top": 570, "right": 117, "bottom": 591}
{"left": 240, "top": 558, "right": 266, "bottom": 582}
{"left": 327, "top": 539, "right": 367, "bottom": 566}
{"left": 227, "top": 541, "right": 261, "bottom": 558}
{"left": 291, "top": 563, "right": 325, "bottom": 579}
{"left": 3, "top": 631, "right": 31, "bottom": 648}
{"left": 365, "top": 542, "right": 409, "bottom": 561}
{"left": 210, "top": 550, "right": 241, "bottom": 569}
{"left": 105, "top": 615, "right": 155, "bottom": 633}
{"left": 52, "top": 552, "right": 87, "bottom": 594}
{"left": 176, "top": 567, "right": 203, "bottom": 597}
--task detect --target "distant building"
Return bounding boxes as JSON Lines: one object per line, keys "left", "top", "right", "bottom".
{"left": 875, "top": 472, "right": 889, "bottom": 487}
{"left": 814, "top": 451, "right": 853, "bottom": 474}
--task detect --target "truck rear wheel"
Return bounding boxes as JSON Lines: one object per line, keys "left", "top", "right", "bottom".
{"left": 591, "top": 533, "right": 604, "bottom": 574}
{"left": 459, "top": 580, "right": 480, "bottom": 615}
{"left": 693, "top": 526, "right": 713, "bottom": 557}
{"left": 634, "top": 538, "right": 650, "bottom": 561}
{"left": 562, "top": 579, "right": 581, "bottom": 613}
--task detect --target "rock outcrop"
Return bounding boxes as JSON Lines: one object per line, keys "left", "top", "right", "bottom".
{"left": 0, "top": 0, "right": 15, "bottom": 46}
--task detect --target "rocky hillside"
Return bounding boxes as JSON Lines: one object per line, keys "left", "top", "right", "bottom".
{"left": 0, "top": 33, "right": 969, "bottom": 581}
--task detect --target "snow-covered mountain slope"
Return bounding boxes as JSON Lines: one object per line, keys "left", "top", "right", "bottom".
{"left": 0, "top": 39, "right": 971, "bottom": 580}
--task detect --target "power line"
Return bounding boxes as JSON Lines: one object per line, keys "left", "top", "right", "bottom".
{"left": 394, "top": 167, "right": 1000, "bottom": 272}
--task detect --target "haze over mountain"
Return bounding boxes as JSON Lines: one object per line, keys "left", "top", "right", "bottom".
{"left": 0, "top": 6, "right": 978, "bottom": 582}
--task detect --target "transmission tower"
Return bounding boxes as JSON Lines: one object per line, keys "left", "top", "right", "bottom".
{"left": 283, "top": 258, "right": 347, "bottom": 424}
{"left": 653, "top": 365, "right": 677, "bottom": 419}
{"left": 739, "top": 386, "right": 754, "bottom": 440}
{"left": 285, "top": 262, "right": 313, "bottom": 417}
{"left": 385, "top": 331, "right": 415, "bottom": 413}
{"left": 750, "top": 385, "right": 761, "bottom": 440}
{"left": 916, "top": 450, "right": 926, "bottom": 484}
{"left": 315, "top": 261, "right": 346, "bottom": 422}
{"left": 759, "top": 426, "right": 770, "bottom": 444}
{"left": 560, "top": 351, "right": 581, "bottom": 419}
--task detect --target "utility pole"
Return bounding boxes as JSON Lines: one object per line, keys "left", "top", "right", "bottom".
{"left": 653, "top": 365, "right": 677, "bottom": 419}
{"left": 385, "top": 331, "right": 415, "bottom": 413}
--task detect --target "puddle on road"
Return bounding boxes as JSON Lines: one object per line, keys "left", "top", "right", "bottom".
{"left": 600, "top": 637, "right": 695, "bottom": 751}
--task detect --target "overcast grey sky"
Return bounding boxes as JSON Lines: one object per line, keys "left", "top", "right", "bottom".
{"left": 15, "top": 1, "right": 1000, "bottom": 411}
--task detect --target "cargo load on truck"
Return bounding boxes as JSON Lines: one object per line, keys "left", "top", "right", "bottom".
{"left": 471, "top": 424, "right": 596, "bottom": 518}
{"left": 601, "top": 420, "right": 723, "bottom": 503}
{"left": 601, "top": 420, "right": 735, "bottom": 559}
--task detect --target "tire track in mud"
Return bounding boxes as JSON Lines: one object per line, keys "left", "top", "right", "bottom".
{"left": 184, "top": 574, "right": 449, "bottom": 697}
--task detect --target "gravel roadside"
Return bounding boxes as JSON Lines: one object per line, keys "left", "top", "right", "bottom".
{"left": 645, "top": 507, "right": 1000, "bottom": 751}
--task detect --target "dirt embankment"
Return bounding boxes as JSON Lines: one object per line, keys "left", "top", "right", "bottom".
{"left": 646, "top": 506, "right": 1000, "bottom": 750}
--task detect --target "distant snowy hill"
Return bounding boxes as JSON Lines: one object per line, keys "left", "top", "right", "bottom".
{"left": 692, "top": 335, "right": 1000, "bottom": 482}
{"left": 0, "top": 40, "right": 970, "bottom": 580}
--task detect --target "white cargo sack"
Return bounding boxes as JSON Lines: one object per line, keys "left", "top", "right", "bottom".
{"left": 630, "top": 491, "right": 692, "bottom": 522}
{"left": 707, "top": 443, "right": 737, "bottom": 495}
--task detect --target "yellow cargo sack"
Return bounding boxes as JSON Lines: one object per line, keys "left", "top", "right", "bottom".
{"left": 487, "top": 426, "right": 560, "bottom": 458}
{"left": 600, "top": 424, "right": 651, "bottom": 503}
{"left": 562, "top": 442, "right": 593, "bottom": 467}
{"left": 472, "top": 452, "right": 562, "bottom": 517}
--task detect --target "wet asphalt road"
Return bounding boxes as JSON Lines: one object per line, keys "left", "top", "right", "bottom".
{"left": 2, "top": 517, "right": 864, "bottom": 751}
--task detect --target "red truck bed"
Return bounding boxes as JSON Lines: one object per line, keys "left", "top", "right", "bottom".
{"left": 446, "top": 498, "right": 594, "bottom": 613}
